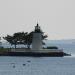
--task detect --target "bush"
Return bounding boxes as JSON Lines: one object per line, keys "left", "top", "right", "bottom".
{"left": 47, "top": 46, "right": 58, "bottom": 49}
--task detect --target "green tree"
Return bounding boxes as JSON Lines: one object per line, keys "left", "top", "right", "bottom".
{"left": 3, "top": 35, "right": 13, "bottom": 47}
{"left": 26, "top": 32, "right": 33, "bottom": 48}
{"left": 3, "top": 31, "right": 48, "bottom": 49}
{"left": 12, "top": 32, "right": 28, "bottom": 48}
{"left": 4, "top": 32, "right": 28, "bottom": 49}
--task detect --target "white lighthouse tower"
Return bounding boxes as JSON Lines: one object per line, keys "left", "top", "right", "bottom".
{"left": 32, "top": 23, "right": 43, "bottom": 51}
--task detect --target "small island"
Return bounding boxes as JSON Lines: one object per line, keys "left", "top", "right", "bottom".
{"left": 0, "top": 24, "right": 71, "bottom": 57}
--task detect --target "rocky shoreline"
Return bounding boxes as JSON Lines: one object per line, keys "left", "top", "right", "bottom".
{"left": 0, "top": 51, "right": 71, "bottom": 57}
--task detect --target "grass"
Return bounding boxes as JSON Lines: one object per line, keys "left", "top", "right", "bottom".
{"left": 0, "top": 48, "right": 10, "bottom": 52}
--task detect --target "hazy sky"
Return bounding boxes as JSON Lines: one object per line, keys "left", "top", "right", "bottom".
{"left": 0, "top": 0, "right": 75, "bottom": 40}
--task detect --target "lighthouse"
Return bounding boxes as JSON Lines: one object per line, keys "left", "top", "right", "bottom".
{"left": 32, "top": 23, "right": 43, "bottom": 51}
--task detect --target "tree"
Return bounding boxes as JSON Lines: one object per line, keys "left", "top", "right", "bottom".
{"left": 3, "top": 35, "right": 14, "bottom": 47}
{"left": 25, "top": 32, "right": 33, "bottom": 48}
{"left": 42, "top": 34, "right": 48, "bottom": 40}
{"left": 42, "top": 33, "right": 48, "bottom": 45}
{"left": 4, "top": 32, "right": 28, "bottom": 49}
{"left": 12, "top": 32, "right": 28, "bottom": 48}
{"left": 0, "top": 37, "right": 2, "bottom": 48}
{"left": 3, "top": 31, "right": 48, "bottom": 49}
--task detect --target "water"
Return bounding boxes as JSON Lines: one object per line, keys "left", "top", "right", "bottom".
{"left": 0, "top": 56, "right": 75, "bottom": 75}
{"left": 0, "top": 43, "right": 75, "bottom": 75}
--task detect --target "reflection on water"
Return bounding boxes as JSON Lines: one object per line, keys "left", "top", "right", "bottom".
{"left": 0, "top": 56, "right": 75, "bottom": 75}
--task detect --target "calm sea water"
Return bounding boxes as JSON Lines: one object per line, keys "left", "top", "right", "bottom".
{"left": 0, "top": 44, "right": 75, "bottom": 75}
{"left": 0, "top": 56, "right": 75, "bottom": 75}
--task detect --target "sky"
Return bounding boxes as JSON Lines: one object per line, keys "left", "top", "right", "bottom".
{"left": 0, "top": 0, "right": 75, "bottom": 40}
